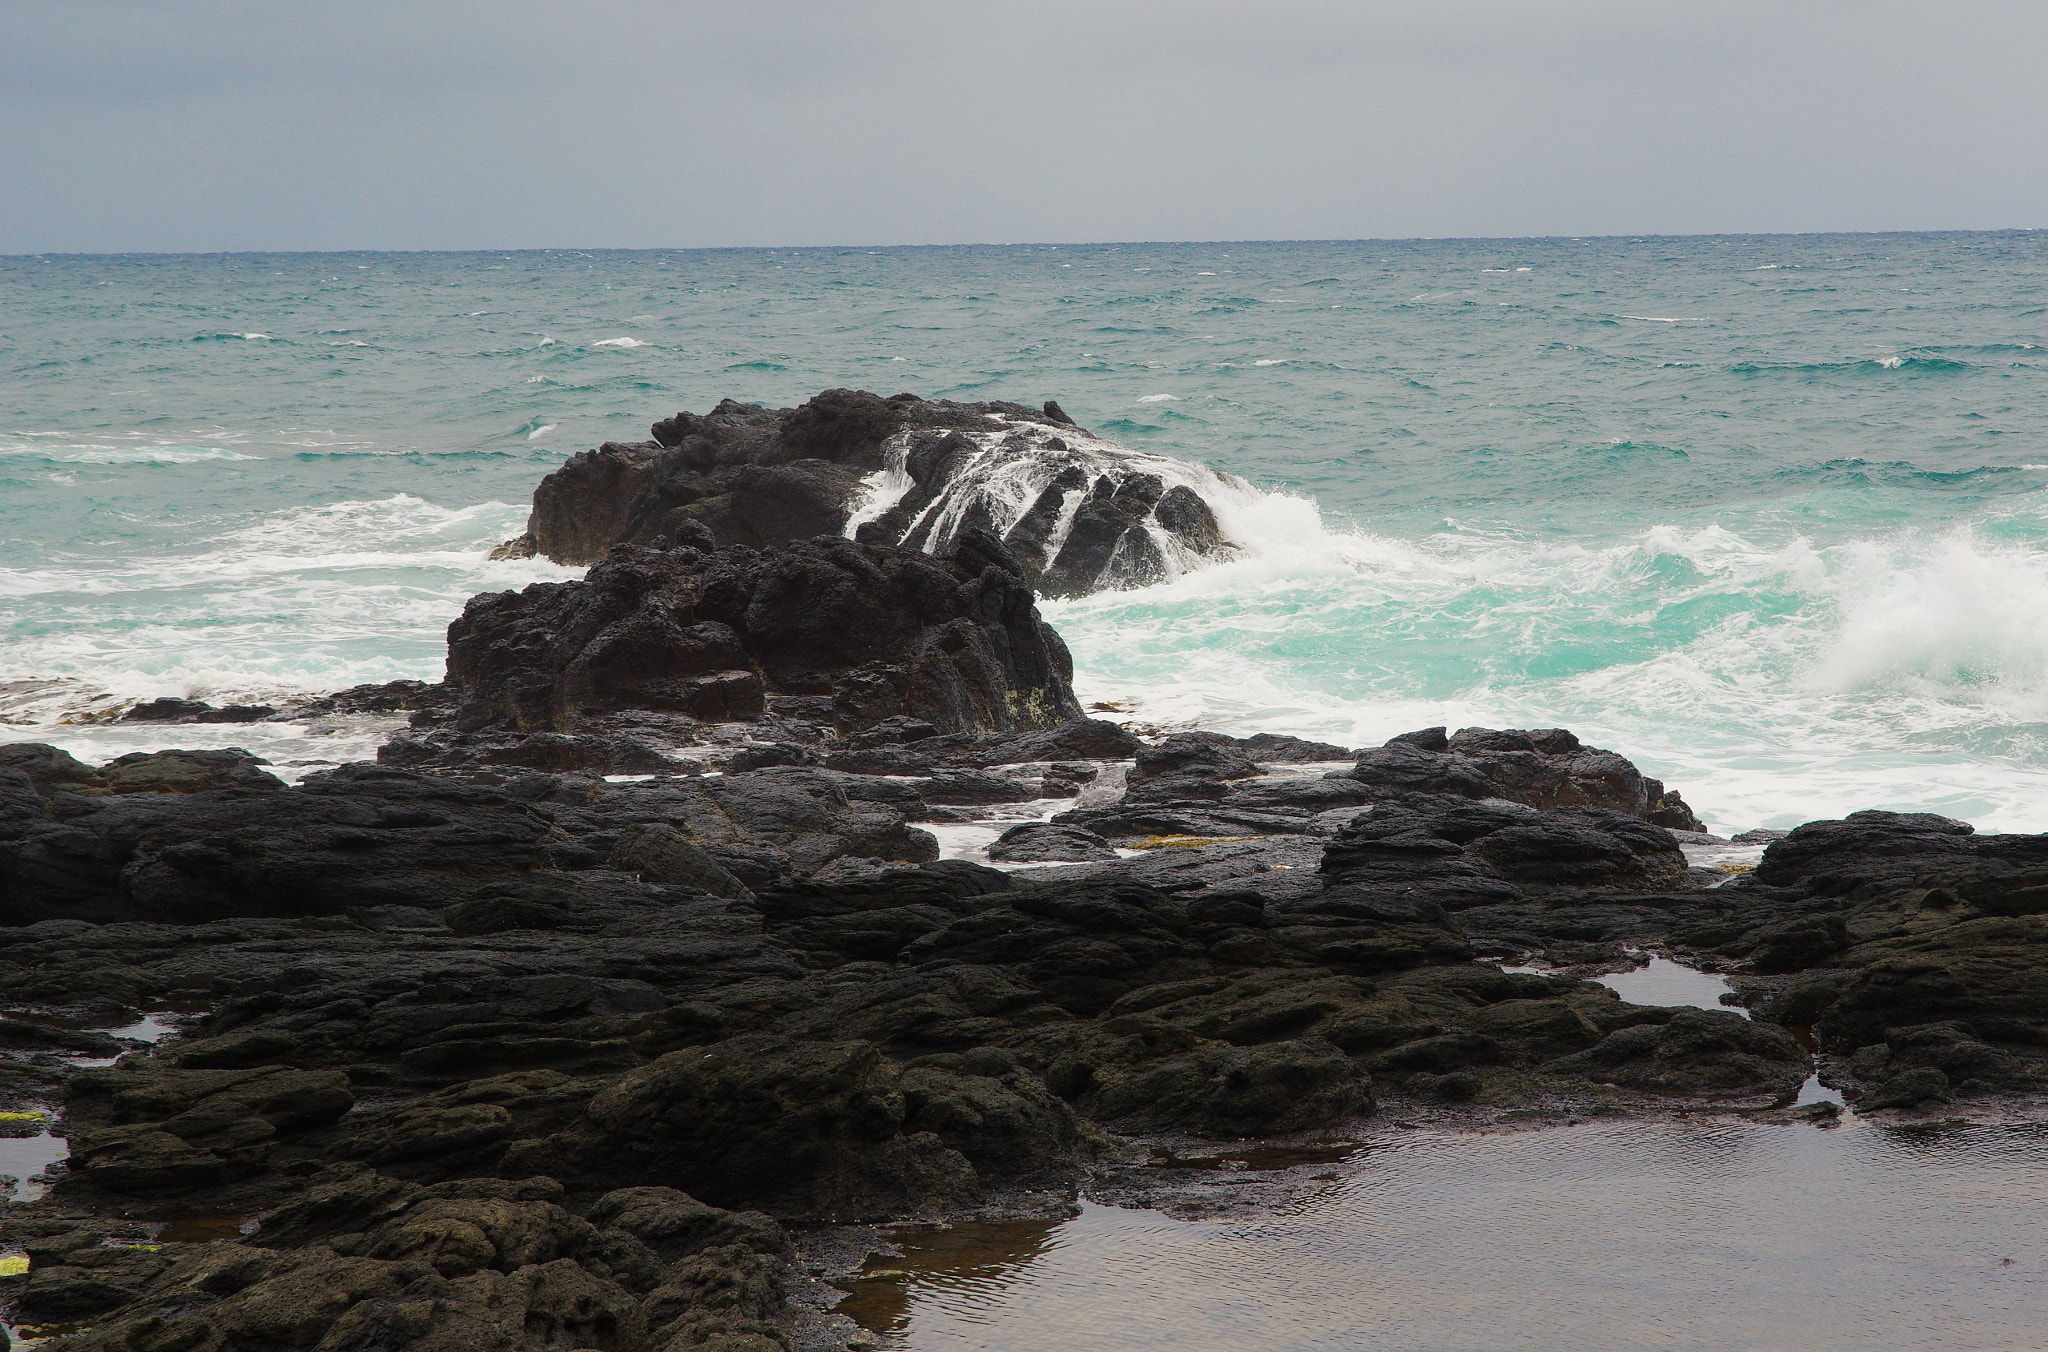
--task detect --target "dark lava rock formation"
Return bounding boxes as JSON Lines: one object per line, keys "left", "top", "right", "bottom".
{"left": 489, "top": 389, "right": 1242, "bottom": 597}
{"left": 8, "top": 703, "right": 2045, "bottom": 1346}
{"left": 7, "top": 484, "right": 2047, "bottom": 1346}
{"left": 445, "top": 532, "right": 1083, "bottom": 738}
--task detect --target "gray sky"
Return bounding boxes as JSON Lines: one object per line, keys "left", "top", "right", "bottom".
{"left": 5, "top": 0, "right": 2045, "bottom": 252}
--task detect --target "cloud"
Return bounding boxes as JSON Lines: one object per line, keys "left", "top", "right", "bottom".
{"left": 3, "top": 0, "right": 2044, "bottom": 250}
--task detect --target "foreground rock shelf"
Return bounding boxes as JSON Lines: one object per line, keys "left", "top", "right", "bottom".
{"left": 4, "top": 400, "right": 2046, "bottom": 1349}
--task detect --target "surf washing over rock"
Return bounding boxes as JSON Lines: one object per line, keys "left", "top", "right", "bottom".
{"left": 6, "top": 227, "right": 2048, "bottom": 1349}
{"left": 490, "top": 389, "right": 1246, "bottom": 598}
{"left": 4, "top": 383, "right": 2047, "bottom": 1350}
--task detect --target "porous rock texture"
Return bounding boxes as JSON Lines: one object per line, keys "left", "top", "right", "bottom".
{"left": 11, "top": 502, "right": 2048, "bottom": 1347}
{"left": 444, "top": 532, "right": 1084, "bottom": 737}
{"left": 489, "top": 389, "right": 1237, "bottom": 597}
{"left": 0, "top": 711, "right": 1860, "bottom": 1347}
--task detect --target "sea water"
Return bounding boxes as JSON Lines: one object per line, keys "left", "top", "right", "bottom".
{"left": 4, "top": 235, "right": 2048, "bottom": 831}
{"left": 838, "top": 1120, "right": 2048, "bottom": 1351}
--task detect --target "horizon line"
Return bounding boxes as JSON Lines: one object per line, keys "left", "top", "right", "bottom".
{"left": 6, "top": 225, "right": 2045, "bottom": 260}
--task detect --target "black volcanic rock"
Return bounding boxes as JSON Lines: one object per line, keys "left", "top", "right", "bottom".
{"left": 0, "top": 744, "right": 285, "bottom": 798}
{"left": 490, "top": 389, "right": 1243, "bottom": 595}
{"left": 1750, "top": 810, "right": 1980, "bottom": 890}
{"left": 445, "top": 533, "right": 1085, "bottom": 737}
{"left": 0, "top": 764, "right": 555, "bottom": 925}
{"left": 119, "top": 697, "right": 276, "bottom": 724}
{"left": 990, "top": 823, "right": 1118, "bottom": 863}
{"left": 378, "top": 729, "right": 690, "bottom": 777}
{"left": 1125, "top": 733, "right": 1263, "bottom": 803}
{"left": 27, "top": 705, "right": 2006, "bottom": 1347}
{"left": 1348, "top": 726, "right": 1703, "bottom": 829}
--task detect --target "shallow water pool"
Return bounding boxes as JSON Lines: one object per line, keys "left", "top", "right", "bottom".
{"left": 845, "top": 1118, "right": 2048, "bottom": 1350}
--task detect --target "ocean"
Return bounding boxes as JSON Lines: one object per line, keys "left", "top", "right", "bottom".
{"left": 5, "top": 233, "right": 2047, "bottom": 834}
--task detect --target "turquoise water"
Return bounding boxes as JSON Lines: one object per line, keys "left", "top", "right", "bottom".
{"left": 5, "top": 235, "right": 2048, "bottom": 831}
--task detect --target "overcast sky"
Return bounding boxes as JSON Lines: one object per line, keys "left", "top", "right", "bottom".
{"left": 5, "top": 0, "right": 2045, "bottom": 252}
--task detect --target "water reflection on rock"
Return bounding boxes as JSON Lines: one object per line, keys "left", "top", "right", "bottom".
{"left": 849, "top": 1120, "right": 2048, "bottom": 1350}
{"left": 837, "top": 1216, "right": 1065, "bottom": 1337}
{"left": 1592, "top": 957, "right": 1739, "bottom": 1014}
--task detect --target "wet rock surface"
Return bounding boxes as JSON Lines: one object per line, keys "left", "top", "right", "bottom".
{"left": 10, "top": 467, "right": 2048, "bottom": 1344}
{"left": 6, "top": 705, "right": 1907, "bottom": 1345}
{"left": 444, "top": 532, "right": 1083, "bottom": 738}
{"left": 490, "top": 389, "right": 1243, "bottom": 596}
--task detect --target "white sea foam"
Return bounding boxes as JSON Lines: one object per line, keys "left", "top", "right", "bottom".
{"left": 1048, "top": 504, "right": 2048, "bottom": 835}
{"left": 0, "top": 496, "right": 579, "bottom": 753}
{"left": 1620, "top": 315, "right": 1710, "bottom": 323}
{"left": 840, "top": 437, "right": 917, "bottom": 536}
{"left": 1252, "top": 359, "right": 1288, "bottom": 366}
{"left": 1136, "top": 394, "right": 1178, "bottom": 403}
{"left": 1, "top": 441, "right": 259, "bottom": 465}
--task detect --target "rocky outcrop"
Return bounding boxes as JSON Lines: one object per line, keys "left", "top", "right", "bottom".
{"left": 12, "top": 681, "right": 2048, "bottom": 1350}
{"left": 0, "top": 762, "right": 940, "bottom": 926}
{"left": 445, "top": 533, "right": 1085, "bottom": 737}
{"left": 1738, "top": 811, "right": 2048, "bottom": 1101}
{"left": 490, "top": 389, "right": 1243, "bottom": 596}
{"left": 1347, "top": 727, "right": 1702, "bottom": 830}
{"left": 0, "top": 744, "right": 285, "bottom": 797}
{"left": 118, "top": 697, "right": 276, "bottom": 724}
{"left": 24, "top": 1173, "right": 799, "bottom": 1350}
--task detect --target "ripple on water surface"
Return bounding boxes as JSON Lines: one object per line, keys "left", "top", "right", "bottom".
{"left": 846, "top": 1120, "right": 2048, "bottom": 1350}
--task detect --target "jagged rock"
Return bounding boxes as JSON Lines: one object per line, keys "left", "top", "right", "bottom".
{"left": 291, "top": 679, "right": 454, "bottom": 717}
{"left": 608, "top": 824, "right": 754, "bottom": 900}
{"left": 1125, "top": 733, "right": 1263, "bottom": 803}
{"left": 1863, "top": 1065, "right": 1954, "bottom": 1109}
{"left": 989, "top": 823, "right": 1118, "bottom": 863}
{"left": 0, "top": 742, "right": 104, "bottom": 794}
{"left": 443, "top": 534, "right": 1084, "bottom": 737}
{"left": 0, "top": 764, "right": 561, "bottom": 925}
{"left": 490, "top": 389, "right": 1243, "bottom": 595}
{"left": 98, "top": 749, "right": 287, "bottom": 796}
{"left": 378, "top": 729, "right": 688, "bottom": 776}
{"left": 1752, "top": 810, "right": 1979, "bottom": 890}
{"left": 1348, "top": 727, "right": 1701, "bottom": 828}
{"left": 722, "top": 741, "right": 821, "bottom": 773}
{"left": 119, "top": 697, "right": 276, "bottom": 724}
{"left": 0, "top": 743, "right": 286, "bottom": 799}
{"left": 914, "top": 770, "right": 1039, "bottom": 805}
{"left": 536, "top": 1034, "right": 1084, "bottom": 1220}
{"left": 917, "top": 718, "right": 1139, "bottom": 767}
{"left": 1233, "top": 732, "right": 1356, "bottom": 763}
{"left": 1540, "top": 1008, "right": 1809, "bottom": 1096}
{"left": 1062, "top": 1032, "right": 1369, "bottom": 1135}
